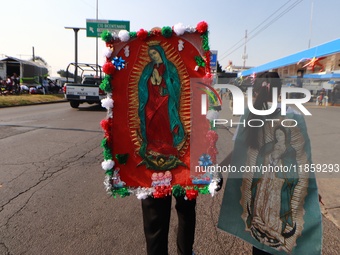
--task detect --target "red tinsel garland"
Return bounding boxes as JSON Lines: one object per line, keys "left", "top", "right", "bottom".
{"left": 206, "top": 130, "right": 218, "bottom": 164}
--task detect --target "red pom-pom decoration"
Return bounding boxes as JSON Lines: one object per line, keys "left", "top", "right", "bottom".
{"left": 196, "top": 21, "right": 208, "bottom": 34}
{"left": 103, "top": 62, "right": 115, "bottom": 75}
{"left": 137, "top": 29, "right": 149, "bottom": 41}
{"left": 206, "top": 130, "right": 218, "bottom": 143}
{"left": 151, "top": 28, "right": 161, "bottom": 36}
{"left": 185, "top": 188, "right": 198, "bottom": 200}
{"left": 100, "top": 119, "right": 110, "bottom": 136}
{"left": 153, "top": 185, "right": 172, "bottom": 198}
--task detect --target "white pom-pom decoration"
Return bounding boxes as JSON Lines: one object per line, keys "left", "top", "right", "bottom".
{"left": 187, "top": 26, "right": 196, "bottom": 33}
{"left": 118, "top": 30, "right": 130, "bottom": 42}
{"left": 135, "top": 187, "right": 154, "bottom": 199}
{"left": 209, "top": 179, "right": 218, "bottom": 197}
{"left": 174, "top": 23, "right": 186, "bottom": 36}
{"left": 206, "top": 109, "right": 219, "bottom": 121}
{"left": 103, "top": 47, "right": 113, "bottom": 58}
{"left": 136, "top": 190, "right": 149, "bottom": 200}
{"left": 101, "top": 159, "right": 115, "bottom": 171}
{"left": 101, "top": 97, "right": 114, "bottom": 110}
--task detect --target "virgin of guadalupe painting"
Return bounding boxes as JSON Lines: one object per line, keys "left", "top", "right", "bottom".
{"left": 241, "top": 125, "right": 301, "bottom": 252}
{"left": 100, "top": 27, "right": 213, "bottom": 190}
{"left": 137, "top": 44, "right": 186, "bottom": 170}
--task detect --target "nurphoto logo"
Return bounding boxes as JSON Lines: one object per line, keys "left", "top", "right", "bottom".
{"left": 201, "top": 84, "right": 312, "bottom": 128}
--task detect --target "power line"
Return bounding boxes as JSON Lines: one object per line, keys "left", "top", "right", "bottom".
{"left": 219, "top": 0, "right": 303, "bottom": 63}
{"left": 248, "top": 0, "right": 303, "bottom": 41}
{"left": 248, "top": 0, "right": 295, "bottom": 38}
{"left": 219, "top": 0, "right": 301, "bottom": 60}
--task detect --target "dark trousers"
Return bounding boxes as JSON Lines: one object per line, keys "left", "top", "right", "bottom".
{"left": 253, "top": 246, "right": 272, "bottom": 255}
{"left": 141, "top": 196, "right": 196, "bottom": 255}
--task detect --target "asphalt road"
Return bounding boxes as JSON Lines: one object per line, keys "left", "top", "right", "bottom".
{"left": 0, "top": 101, "right": 339, "bottom": 255}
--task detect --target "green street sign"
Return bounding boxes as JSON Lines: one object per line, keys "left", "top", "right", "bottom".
{"left": 86, "top": 19, "right": 130, "bottom": 37}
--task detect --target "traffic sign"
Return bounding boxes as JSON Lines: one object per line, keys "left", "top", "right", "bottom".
{"left": 86, "top": 19, "right": 130, "bottom": 37}
{"left": 210, "top": 50, "right": 218, "bottom": 70}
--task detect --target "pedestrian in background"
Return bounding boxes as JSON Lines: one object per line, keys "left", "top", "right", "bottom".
{"left": 11, "top": 73, "right": 20, "bottom": 95}
{"left": 42, "top": 76, "right": 49, "bottom": 94}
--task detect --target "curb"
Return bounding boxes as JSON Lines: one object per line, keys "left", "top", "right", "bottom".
{"left": 0, "top": 99, "right": 67, "bottom": 108}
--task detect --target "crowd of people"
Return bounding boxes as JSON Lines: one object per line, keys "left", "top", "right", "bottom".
{"left": 316, "top": 87, "right": 340, "bottom": 106}
{"left": 0, "top": 73, "right": 21, "bottom": 95}
{"left": 0, "top": 74, "right": 61, "bottom": 95}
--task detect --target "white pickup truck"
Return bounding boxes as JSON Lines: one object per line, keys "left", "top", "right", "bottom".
{"left": 63, "top": 63, "right": 106, "bottom": 108}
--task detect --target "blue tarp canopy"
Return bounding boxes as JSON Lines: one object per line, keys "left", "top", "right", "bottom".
{"left": 239, "top": 38, "right": 340, "bottom": 77}
{"left": 292, "top": 73, "right": 340, "bottom": 79}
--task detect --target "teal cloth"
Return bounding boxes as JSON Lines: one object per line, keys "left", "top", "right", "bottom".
{"left": 218, "top": 110, "right": 322, "bottom": 255}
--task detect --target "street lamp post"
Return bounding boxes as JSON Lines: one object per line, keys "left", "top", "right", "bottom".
{"left": 308, "top": 0, "right": 314, "bottom": 49}
{"left": 96, "top": 0, "right": 99, "bottom": 77}
{"left": 65, "top": 27, "right": 85, "bottom": 83}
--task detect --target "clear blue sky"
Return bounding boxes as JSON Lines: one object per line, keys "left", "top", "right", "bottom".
{"left": 1, "top": 0, "right": 339, "bottom": 76}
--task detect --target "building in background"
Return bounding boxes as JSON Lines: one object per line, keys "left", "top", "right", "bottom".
{"left": 0, "top": 56, "right": 48, "bottom": 85}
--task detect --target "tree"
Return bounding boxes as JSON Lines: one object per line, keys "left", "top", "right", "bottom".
{"left": 217, "top": 61, "right": 225, "bottom": 73}
{"left": 57, "top": 70, "right": 74, "bottom": 78}
{"left": 29, "top": 56, "right": 48, "bottom": 66}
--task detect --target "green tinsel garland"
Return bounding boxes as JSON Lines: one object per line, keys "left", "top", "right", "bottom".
{"left": 101, "top": 30, "right": 113, "bottom": 42}
{"left": 100, "top": 138, "right": 107, "bottom": 148}
{"left": 209, "top": 121, "right": 217, "bottom": 130}
{"left": 101, "top": 138, "right": 112, "bottom": 160}
{"left": 129, "top": 31, "right": 137, "bottom": 38}
{"left": 172, "top": 184, "right": 186, "bottom": 197}
{"left": 105, "top": 169, "right": 113, "bottom": 176}
{"left": 161, "top": 26, "right": 173, "bottom": 38}
{"left": 195, "top": 56, "right": 206, "bottom": 67}
{"left": 111, "top": 187, "right": 130, "bottom": 198}
{"left": 198, "top": 185, "right": 210, "bottom": 195}
{"left": 201, "top": 32, "right": 210, "bottom": 51}
{"left": 100, "top": 75, "right": 112, "bottom": 92}
{"left": 103, "top": 149, "right": 112, "bottom": 161}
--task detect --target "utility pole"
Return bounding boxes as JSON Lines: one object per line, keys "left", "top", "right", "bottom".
{"left": 65, "top": 27, "right": 85, "bottom": 83}
{"left": 32, "top": 47, "right": 35, "bottom": 62}
{"left": 96, "top": 0, "right": 99, "bottom": 77}
{"left": 308, "top": 0, "right": 314, "bottom": 49}
{"left": 242, "top": 30, "right": 248, "bottom": 69}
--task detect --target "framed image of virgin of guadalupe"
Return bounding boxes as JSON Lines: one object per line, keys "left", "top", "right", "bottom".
{"left": 99, "top": 22, "right": 220, "bottom": 199}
